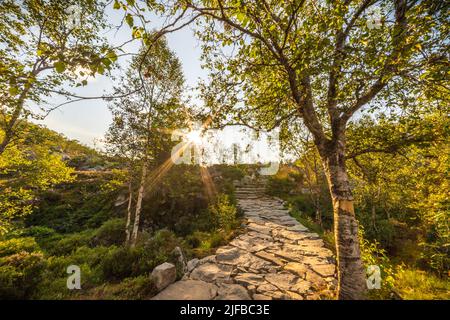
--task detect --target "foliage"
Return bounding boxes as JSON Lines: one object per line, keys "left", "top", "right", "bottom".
{"left": 208, "top": 193, "right": 237, "bottom": 231}
{"left": 348, "top": 112, "right": 449, "bottom": 275}
{"left": 100, "top": 229, "right": 182, "bottom": 281}
{"left": 0, "top": 237, "right": 40, "bottom": 257}
{"left": 86, "top": 275, "right": 157, "bottom": 300}
{"left": 0, "top": 251, "right": 46, "bottom": 299}
{"left": 358, "top": 227, "right": 396, "bottom": 299}
{"left": 0, "top": 0, "right": 115, "bottom": 154}
{"left": 0, "top": 126, "right": 76, "bottom": 234}
{"left": 393, "top": 268, "right": 450, "bottom": 300}
{"left": 92, "top": 218, "right": 126, "bottom": 247}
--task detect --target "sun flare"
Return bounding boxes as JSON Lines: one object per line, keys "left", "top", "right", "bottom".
{"left": 186, "top": 130, "right": 203, "bottom": 145}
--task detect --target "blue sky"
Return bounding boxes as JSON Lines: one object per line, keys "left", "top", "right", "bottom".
{"left": 36, "top": 5, "right": 207, "bottom": 147}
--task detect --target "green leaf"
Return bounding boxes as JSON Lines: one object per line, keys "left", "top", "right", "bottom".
{"left": 54, "top": 61, "right": 66, "bottom": 73}
{"left": 113, "top": 0, "right": 121, "bottom": 9}
{"left": 9, "top": 87, "right": 19, "bottom": 95}
{"left": 106, "top": 51, "right": 118, "bottom": 62}
{"left": 126, "top": 14, "right": 134, "bottom": 27}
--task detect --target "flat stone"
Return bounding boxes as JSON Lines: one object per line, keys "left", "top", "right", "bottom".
{"left": 252, "top": 294, "right": 272, "bottom": 300}
{"left": 198, "top": 255, "right": 216, "bottom": 265}
{"left": 269, "top": 249, "right": 302, "bottom": 262}
{"left": 287, "top": 225, "right": 308, "bottom": 232}
{"left": 190, "top": 263, "right": 232, "bottom": 283}
{"left": 284, "top": 262, "right": 309, "bottom": 278}
{"left": 265, "top": 273, "right": 299, "bottom": 291}
{"left": 286, "top": 291, "right": 304, "bottom": 300}
{"left": 152, "top": 280, "right": 218, "bottom": 300}
{"left": 235, "top": 273, "right": 265, "bottom": 287}
{"left": 216, "top": 283, "right": 251, "bottom": 300}
{"left": 302, "top": 256, "right": 330, "bottom": 265}
{"left": 305, "top": 270, "right": 328, "bottom": 289}
{"left": 254, "top": 251, "right": 286, "bottom": 266}
{"left": 291, "top": 279, "right": 312, "bottom": 294}
{"left": 216, "top": 247, "right": 241, "bottom": 260}
{"left": 248, "top": 223, "right": 271, "bottom": 234}
{"left": 310, "top": 264, "right": 336, "bottom": 277}
{"left": 256, "top": 283, "right": 278, "bottom": 293}
{"left": 217, "top": 250, "right": 270, "bottom": 269}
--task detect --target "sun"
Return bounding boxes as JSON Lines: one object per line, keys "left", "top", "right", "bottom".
{"left": 186, "top": 130, "right": 203, "bottom": 145}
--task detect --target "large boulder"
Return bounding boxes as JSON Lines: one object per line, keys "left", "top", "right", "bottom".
{"left": 151, "top": 262, "right": 176, "bottom": 291}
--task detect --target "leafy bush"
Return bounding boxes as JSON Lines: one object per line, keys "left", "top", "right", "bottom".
{"left": 0, "top": 237, "right": 40, "bottom": 257}
{"left": 36, "top": 246, "right": 113, "bottom": 299}
{"left": 45, "top": 230, "right": 95, "bottom": 256}
{"left": 185, "top": 230, "right": 228, "bottom": 257}
{"left": 93, "top": 218, "right": 125, "bottom": 246}
{"left": 101, "top": 229, "right": 182, "bottom": 281}
{"left": 89, "top": 275, "right": 157, "bottom": 300}
{"left": 208, "top": 194, "right": 237, "bottom": 231}
{"left": 0, "top": 252, "right": 46, "bottom": 299}
{"left": 266, "top": 175, "right": 296, "bottom": 197}
{"left": 359, "top": 227, "right": 396, "bottom": 299}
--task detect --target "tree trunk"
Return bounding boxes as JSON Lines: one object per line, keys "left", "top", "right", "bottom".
{"left": 130, "top": 164, "right": 147, "bottom": 247}
{"left": 320, "top": 139, "right": 366, "bottom": 300}
{"left": 125, "top": 179, "right": 133, "bottom": 245}
{"left": 0, "top": 76, "right": 35, "bottom": 156}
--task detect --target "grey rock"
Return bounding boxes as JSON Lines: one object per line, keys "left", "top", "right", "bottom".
{"left": 152, "top": 280, "right": 218, "bottom": 300}
{"left": 151, "top": 262, "right": 176, "bottom": 291}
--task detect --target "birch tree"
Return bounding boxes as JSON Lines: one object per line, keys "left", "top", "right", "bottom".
{"left": 106, "top": 37, "right": 186, "bottom": 246}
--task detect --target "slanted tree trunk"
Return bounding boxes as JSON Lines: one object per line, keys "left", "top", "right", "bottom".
{"left": 130, "top": 164, "right": 147, "bottom": 247}
{"left": 0, "top": 83, "right": 33, "bottom": 155}
{"left": 125, "top": 179, "right": 133, "bottom": 245}
{"left": 320, "top": 137, "right": 366, "bottom": 300}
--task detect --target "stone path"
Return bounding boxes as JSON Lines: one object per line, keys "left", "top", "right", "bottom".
{"left": 152, "top": 179, "right": 337, "bottom": 300}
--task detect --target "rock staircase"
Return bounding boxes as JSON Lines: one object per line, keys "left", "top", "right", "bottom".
{"left": 152, "top": 177, "right": 337, "bottom": 300}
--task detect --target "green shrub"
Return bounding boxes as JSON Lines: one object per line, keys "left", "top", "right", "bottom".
{"left": 96, "top": 275, "right": 157, "bottom": 300}
{"left": 266, "top": 176, "right": 296, "bottom": 197}
{"left": 93, "top": 218, "right": 126, "bottom": 246}
{"left": 0, "top": 252, "right": 46, "bottom": 299}
{"left": 0, "top": 237, "right": 40, "bottom": 257}
{"left": 208, "top": 194, "right": 237, "bottom": 231}
{"left": 359, "top": 227, "right": 396, "bottom": 299}
{"left": 36, "top": 246, "right": 113, "bottom": 299}
{"left": 185, "top": 230, "right": 227, "bottom": 257}
{"left": 101, "top": 229, "right": 182, "bottom": 281}
{"left": 46, "top": 230, "right": 95, "bottom": 256}
{"left": 100, "top": 247, "right": 139, "bottom": 280}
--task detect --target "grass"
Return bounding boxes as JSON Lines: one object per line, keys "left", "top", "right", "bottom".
{"left": 288, "top": 207, "right": 335, "bottom": 251}
{"left": 394, "top": 268, "right": 450, "bottom": 300}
